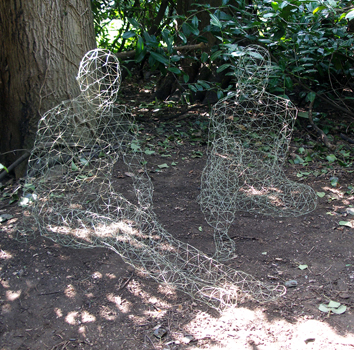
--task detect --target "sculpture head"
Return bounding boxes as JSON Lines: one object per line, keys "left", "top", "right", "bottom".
{"left": 77, "top": 49, "right": 121, "bottom": 108}
{"left": 235, "top": 45, "right": 271, "bottom": 98}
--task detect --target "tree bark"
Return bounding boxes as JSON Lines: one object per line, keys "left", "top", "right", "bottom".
{"left": 0, "top": 0, "right": 96, "bottom": 177}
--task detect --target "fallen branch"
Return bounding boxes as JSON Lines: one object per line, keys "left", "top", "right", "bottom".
{"left": 308, "top": 98, "right": 335, "bottom": 149}
{"left": 118, "top": 272, "right": 134, "bottom": 291}
{"left": 116, "top": 42, "right": 207, "bottom": 59}
{"left": 340, "top": 133, "right": 354, "bottom": 144}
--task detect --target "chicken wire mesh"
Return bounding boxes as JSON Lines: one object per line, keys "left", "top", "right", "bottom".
{"left": 199, "top": 45, "right": 318, "bottom": 261}
{"left": 18, "top": 48, "right": 285, "bottom": 310}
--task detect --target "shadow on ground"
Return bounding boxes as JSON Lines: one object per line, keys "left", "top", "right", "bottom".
{"left": 1, "top": 120, "right": 353, "bottom": 350}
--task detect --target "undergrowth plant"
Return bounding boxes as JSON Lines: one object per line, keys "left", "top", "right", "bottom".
{"left": 93, "top": 0, "right": 354, "bottom": 108}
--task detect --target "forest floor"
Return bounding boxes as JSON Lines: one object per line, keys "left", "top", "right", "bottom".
{"left": 1, "top": 82, "right": 354, "bottom": 350}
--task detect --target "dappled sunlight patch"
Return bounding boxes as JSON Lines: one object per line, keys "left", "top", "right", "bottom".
{"left": 6, "top": 289, "right": 21, "bottom": 301}
{"left": 106, "top": 293, "right": 131, "bottom": 313}
{"left": 78, "top": 325, "right": 86, "bottom": 337}
{"left": 1, "top": 303, "right": 12, "bottom": 314}
{"left": 92, "top": 271, "right": 102, "bottom": 280}
{"left": 99, "top": 305, "right": 118, "bottom": 321}
{"left": 65, "top": 311, "right": 79, "bottom": 325}
{"left": 105, "top": 272, "right": 116, "bottom": 279}
{"left": 323, "top": 186, "right": 345, "bottom": 198}
{"left": 125, "top": 278, "right": 172, "bottom": 312}
{"left": 47, "top": 225, "right": 94, "bottom": 242}
{"left": 143, "top": 296, "right": 168, "bottom": 317}
{"left": 64, "top": 284, "right": 77, "bottom": 298}
{"left": 58, "top": 254, "right": 70, "bottom": 261}
{"left": 145, "top": 309, "right": 166, "bottom": 319}
{"left": 147, "top": 295, "right": 172, "bottom": 311}
{"left": 1, "top": 279, "right": 10, "bottom": 288}
{"left": 181, "top": 306, "right": 354, "bottom": 349}
{"left": 220, "top": 307, "right": 256, "bottom": 325}
{"left": 241, "top": 185, "right": 280, "bottom": 197}
{"left": 106, "top": 293, "right": 122, "bottom": 306}
{"left": 240, "top": 186, "right": 264, "bottom": 197}
{"left": 45, "top": 219, "right": 126, "bottom": 243}
{"left": 54, "top": 307, "right": 63, "bottom": 318}
{"left": 128, "top": 314, "right": 148, "bottom": 326}
{"left": 0, "top": 250, "right": 13, "bottom": 260}
{"left": 81, "top": 310, "right": 96, "bottom": 323}
{"left": 183, "top": 309, "right": 247, "bottom": 341}
{"left": 126, "top": 279, "right": 146, "bottom": 298}
{"left": 292, "top": 319, "right": 354, "bottom": 349}
{"left": 157, "top": 283, "right": 177, "bottom": 299}
{"left": 64, "top": 310, "right": 96, "bottom": 326}
{"left": 321, "top": 185, "right": 354, "bottom": 207}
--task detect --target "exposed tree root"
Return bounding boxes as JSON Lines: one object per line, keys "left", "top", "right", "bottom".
{"left": 0, "top": 151, "right": 30, "bottom": 181}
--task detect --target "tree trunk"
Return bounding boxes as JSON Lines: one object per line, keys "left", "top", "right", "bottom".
{"left": 0, "top": 0, "right": 96, "bottom": 177}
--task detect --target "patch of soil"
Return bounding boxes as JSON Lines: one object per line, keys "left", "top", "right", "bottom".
{"left": 1, "top": 102, "right": 354, "bottom": 349}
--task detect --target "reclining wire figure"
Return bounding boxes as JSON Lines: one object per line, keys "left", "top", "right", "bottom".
{"left": 199, "top": 45, "right": 317, "bottom": 261}
{"left": 20, "top": 49, "right": 285, "bottom": 310}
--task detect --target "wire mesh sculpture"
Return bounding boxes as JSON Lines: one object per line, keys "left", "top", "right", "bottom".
{"left": 19, "top": 48, "right": 285, "bottom": 309}
{"left": 199, "top": 45, "right": 318, "bottom": 261}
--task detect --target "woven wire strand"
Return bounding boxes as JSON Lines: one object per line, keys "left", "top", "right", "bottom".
{"left": 199, "top": 45, "right": 318, "bottom": 261}
{"left": 19, "top": 48, "right": 286, "bottom": 310}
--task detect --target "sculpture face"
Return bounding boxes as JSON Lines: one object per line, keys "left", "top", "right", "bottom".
{"left": 235, "top": 45, "right": 271, "bottom": 97}
{"left": 77, "top": 49, "right": 121, "bottom": 107}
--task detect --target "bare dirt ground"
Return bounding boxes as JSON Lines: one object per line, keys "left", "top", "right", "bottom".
{"left": 1, "top": 86, "right": 354, "bottom": 350}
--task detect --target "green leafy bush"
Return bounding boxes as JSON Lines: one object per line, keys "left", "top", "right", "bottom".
{"left": 93, "top": 0, "right": 354, "bottom": 105}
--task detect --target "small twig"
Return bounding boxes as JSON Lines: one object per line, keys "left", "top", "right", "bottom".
{"left": 118, "top": 272, "right": 134, "bottom": 291}
{"left": 308, "top": 98, "right": 335, "bottom": 149}
{"left": 50, "top": 340, "right": 70, "bottom": 350}
{"left": 145, "top": 334, "right": 157, "bottom": 350}
{"left": 39, "top": 291, "right": 63, "bottom": 296}
{"left": 320, "top": 265, "right": 332, "bottom": 276}
{"left": 307, "top": 246, "right": 315, "bottom": 255}
{"left": 232, "top": 235, "right": 259, "bottom": 241}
